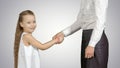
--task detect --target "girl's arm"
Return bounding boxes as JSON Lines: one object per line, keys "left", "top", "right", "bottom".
{"left": 23, "top": 34, "right": 58, "bottom": 50}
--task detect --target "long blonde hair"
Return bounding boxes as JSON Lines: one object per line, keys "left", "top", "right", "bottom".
{"left": 14, "top": 10, "right": 34, "bottom": 68}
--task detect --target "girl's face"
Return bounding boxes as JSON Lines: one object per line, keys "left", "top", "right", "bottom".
{"left": 20, "top": 15, "right": 36, "bottom": 33}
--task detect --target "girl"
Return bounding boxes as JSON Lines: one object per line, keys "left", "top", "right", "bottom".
{"left": 14, "top": 10, "right": 59, "bottom": 68}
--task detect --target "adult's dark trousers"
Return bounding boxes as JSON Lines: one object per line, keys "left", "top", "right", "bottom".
{"left": 81, "top": 29, "right": 109, "bottom": 68}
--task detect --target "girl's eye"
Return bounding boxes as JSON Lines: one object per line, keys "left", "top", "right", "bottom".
{"left": 33, "top": 21, "right": 36, "bottom": 23}
{"left": 27, "top": 22, "right": 31, "bottom": 24}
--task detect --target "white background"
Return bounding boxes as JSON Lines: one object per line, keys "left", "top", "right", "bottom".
{"left": 0, "top": 0, "right": 120, "bottom": 68}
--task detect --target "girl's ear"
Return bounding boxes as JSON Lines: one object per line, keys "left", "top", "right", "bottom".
{"left": 20, "top": 22, "right": 24, "bottom": 27}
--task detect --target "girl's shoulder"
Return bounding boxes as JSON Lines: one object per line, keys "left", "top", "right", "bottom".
{"left": 22, "top": 32, "right": 37, "bottom": 44}
{"left": 22, "top": 33, "right": 32, "bottom": 40}
{"left": 22, "top": 33, "right": 33, "bottom": 46}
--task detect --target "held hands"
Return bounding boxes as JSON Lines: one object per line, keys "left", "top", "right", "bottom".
{"left": 52, "top": 32, "right": 64, "bottom": 44}
{"left": 85, "top": 46, "right": 95, "bottom": 59}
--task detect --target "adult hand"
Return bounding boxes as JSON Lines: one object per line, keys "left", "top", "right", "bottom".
{"left": 85, "top": 46, "right": 95, "bottom": 59}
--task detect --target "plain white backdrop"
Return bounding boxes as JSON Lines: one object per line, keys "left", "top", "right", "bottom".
{"left": 0, "top": 0, "right": 120, "bottom": 68}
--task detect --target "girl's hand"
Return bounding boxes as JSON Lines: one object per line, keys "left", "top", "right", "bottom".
{"left": 52, "top": 37, "right": 60, "bottom": 44}
{"left": 53, "top": 32, "right": 64, "bottom": 44}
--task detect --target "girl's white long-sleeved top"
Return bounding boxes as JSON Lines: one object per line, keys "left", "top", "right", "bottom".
{"left": 62, "top": 0, "right": 108, "bottom": 47}
{"left": 18, "top": 32, "right": 40, "bottom": 68}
